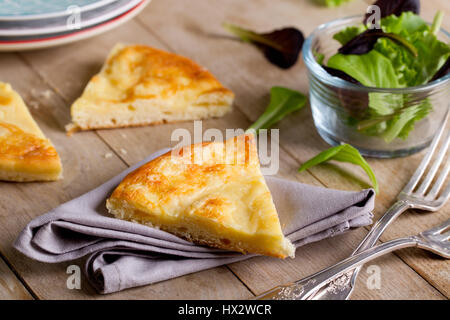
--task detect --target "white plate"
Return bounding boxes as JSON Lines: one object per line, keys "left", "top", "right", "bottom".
{"left": 0, "top": 0, "right": 149, "bottom": 51}
{"left": 0, "top": 0, "right": 118, "bottom": 21}
{"left": 0, "top": 0, "right": 142, "bottom": 36}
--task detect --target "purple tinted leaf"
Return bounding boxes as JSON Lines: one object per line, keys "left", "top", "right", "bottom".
{"left": 223, "top": 23, "right": 304, "bottom": 69}
{"left": 260, "top": 28, "right": 304, "bottom": 69}
{"left": 321, "top": 66, "right": 369, "bottom": 117}
{"left": 338, "top": 29, "right": 417, "bottom": 56}
{"left": 429, "top": 57, "right": 450, "bottom": 82}
{"left": 363, "top": 0, "right": 420, "bottom": 23}
{"left": 338, "top": 29, "right": 380, "bottom": 55}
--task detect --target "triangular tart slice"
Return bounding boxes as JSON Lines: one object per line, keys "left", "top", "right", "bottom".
{"left": 67, "top": 44, "right": 234, "bottom": 133}
{"left": 0, "top": 82, "right": 62, "bottom": 182}
{"left": 106, "top": 134, "right": 295, "bottom": 258}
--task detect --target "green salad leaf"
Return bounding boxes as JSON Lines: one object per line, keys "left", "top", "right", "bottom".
{"left": 382, "top": 100, "right": 432, "bottom": 141}
{"left": 431, "top": 11, "right": 444, "bottom": 35}
{"left": 328, "top": 50, "right": 400, "bottom": 88}
{"left": 380, "top": 11, "right": 450, "bottom": 85}
{"left": 298, "top": 144, "right": 379, "bottom": 193}
{"left": 327, "top": 11, "right": 450, "bottom": 142}
{"left": 313, "top": 49, "right": 325, "bottom": 64}
{"left": 380, "top": 11, "right": 427, "bottom": 34}
{"left": 246, "top": 86, "right": 307, "bottom": 133}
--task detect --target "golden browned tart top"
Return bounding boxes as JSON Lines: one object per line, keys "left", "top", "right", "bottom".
{"left": 68, "top": 44, "right": 234, "bottom": 132}
{"left": 0, "top": 82, "right": 62, "bottom": 182}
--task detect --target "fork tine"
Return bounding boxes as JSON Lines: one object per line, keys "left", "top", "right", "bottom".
{"left": 436, "top": 182, "right": 450, "bottom": 207}
{"left": 426, "top": 161, "right": 450, "bottom": 200}
{"left": 416, "top": 131, "right": 450, "bottom": 195}
{"left": 433, "top": 225, "right": 450, "bottom": 242}
{"left": 442, "top": 231, "right": 450, "bottom": 241}
{"left": 401, "top": 111, "right": 449, "bottom": 195}
{"left": 422, "top": 218, "right": 450, "bottom": 235}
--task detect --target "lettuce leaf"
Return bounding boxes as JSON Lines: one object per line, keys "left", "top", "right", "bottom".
{"left": 333, "top": 25, "right": 366, "bottom": 45}
{"left": 330, "top": 12, "right": 449, "bottom": 88}
{"left": 385, "top": 100, "right": 432, "bottom": 141}
{"left": 380, "top": 11, "right": 427, "bottom": 34}
{"left": 379, "top": 12, "right": 450, "bottom": 85}
{"left": 327, "top": 50, "right": 400, "bottom": 88}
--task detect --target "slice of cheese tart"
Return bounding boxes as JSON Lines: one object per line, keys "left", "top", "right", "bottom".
{"left": 106, "top": 134, "right": 295, "bottom": 258}
{"left": 67, "top": 44, "right": 234, "bottom": 133}
{"left": 0, "top": 82, "right": 62, "bottom": 182}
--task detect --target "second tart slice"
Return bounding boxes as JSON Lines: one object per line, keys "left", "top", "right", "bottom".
{"left": 67, "top": 44, "right": 234, "bottom": 133}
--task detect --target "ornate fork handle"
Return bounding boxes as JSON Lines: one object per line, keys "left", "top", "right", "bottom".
{"left": 256, "top": 236, "right": 418, "bottom": 300}
{"left": 306, "top": 200, "right": 412, "bottom": 300}
{"left": 355, "top": 200, "right": 412, "bottom": 250}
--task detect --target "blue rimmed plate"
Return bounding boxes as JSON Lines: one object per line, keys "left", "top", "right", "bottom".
{"left": 0, "top": 0, "right": 142, "bottom": 36}
{"left": 0, "top": 0, "right": 118, "bottom": 21}
{"left": 0, "top": 0, "right": 150, "bottom": 51}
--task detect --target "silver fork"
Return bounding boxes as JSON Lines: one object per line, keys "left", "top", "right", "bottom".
{"left": 255, "top": 219, "right": 450, "bottom": 300}
{"left": 258, "top": 110, "right": 450, "bottom": 300}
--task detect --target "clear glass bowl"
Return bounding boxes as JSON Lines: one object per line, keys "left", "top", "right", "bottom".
{"left": 302, "top": 16, "right": 450, "bottom": 158}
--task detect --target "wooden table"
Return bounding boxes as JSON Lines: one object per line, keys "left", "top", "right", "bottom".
{"left": 0, "top": 0, "right": 449, "bottom": 300}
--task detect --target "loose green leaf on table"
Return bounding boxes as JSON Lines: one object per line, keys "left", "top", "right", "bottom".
{"left": 222, "top": 22, "right": 304, "bottom": 69}
{"left": 298, "top": 144, "right": 379, "bottom": 193}
{"left": 246, "top": 86, "right": 307, "bottom": 133}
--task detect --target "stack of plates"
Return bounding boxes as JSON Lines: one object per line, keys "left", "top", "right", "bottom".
{"left": 0, "top": 0, "right": 150, "bottom": 51}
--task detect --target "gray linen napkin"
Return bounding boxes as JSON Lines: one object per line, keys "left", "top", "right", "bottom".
{"left": 14, "top": 148, "right": 375, "bottom": 294}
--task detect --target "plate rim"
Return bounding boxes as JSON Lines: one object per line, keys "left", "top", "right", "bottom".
{"left": 0, "top": 0, "right": 142, "bottom": 36}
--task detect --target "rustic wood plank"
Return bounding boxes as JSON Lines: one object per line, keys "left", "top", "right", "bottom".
{"left": 0, "top": 255, "right": 33, "bottom": 300}
{"left": 95, "top": 266, "right": 253, "bottom": 300}
{"left": 133, "top": 0, "right": 449, "bottom": 298}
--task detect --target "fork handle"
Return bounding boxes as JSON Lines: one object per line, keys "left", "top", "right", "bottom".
{"left": 354, "top": 200, "right": 411, "bottom": 253}
{"left": 255, "top": 236, "right": 417, "bottom": 300}
{"left": 307, "top": 200, "right": 412, "bottom": 300}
